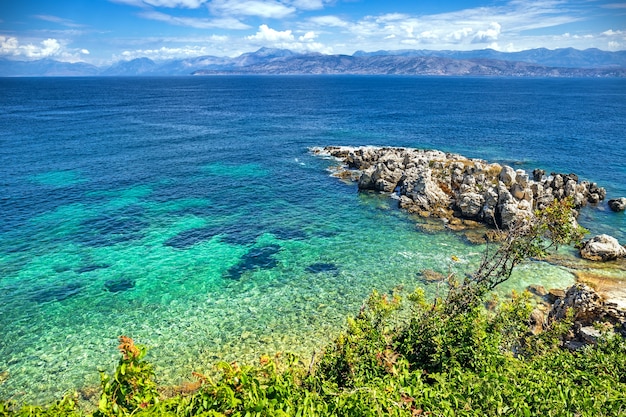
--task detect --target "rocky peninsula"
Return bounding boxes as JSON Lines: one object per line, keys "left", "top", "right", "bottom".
{"left": 313, "top": 145, "right": 608, "bottom": 229}
{"left": 312, "top": 145, "right": 626, "bottom": 344}
{"left": 312, "top": 145, "right": 626, "bottom": 261}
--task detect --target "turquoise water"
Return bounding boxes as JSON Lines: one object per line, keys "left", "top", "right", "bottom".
{"left": 0, "top": 76, "right": 624, "bottom": 403}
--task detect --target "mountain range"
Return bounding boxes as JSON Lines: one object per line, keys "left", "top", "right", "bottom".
{"left": 1, "top": 47, "right": 625, "bottom": 77}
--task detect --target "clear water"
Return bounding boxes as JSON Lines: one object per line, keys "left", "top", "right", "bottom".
{"left": 0, "top": 76, "right": 624, "bottom": 403}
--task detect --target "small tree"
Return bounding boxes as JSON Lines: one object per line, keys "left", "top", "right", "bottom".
{"left": 445, "top": 197, "right": 587, "bottom": 315}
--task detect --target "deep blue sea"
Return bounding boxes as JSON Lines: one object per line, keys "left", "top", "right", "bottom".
{"left": 1, "top": 76, "right": 625, "bottom": 403}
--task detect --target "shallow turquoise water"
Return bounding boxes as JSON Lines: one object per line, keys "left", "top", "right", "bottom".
{"left": 0, "top": 76, "right": 624, "bottom": 403}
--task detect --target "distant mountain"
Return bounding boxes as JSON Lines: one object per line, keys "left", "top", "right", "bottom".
{"left": 0, "top": 58, "right": 99, "bottom": 76}
{"left": 352, "top": 48, "right": 626, "bottom": 69}
{"left": 100, "top": 57, "right": 159, "bottom": 76}
{"left": 192, "top": 54, "right": 626, "bottom": 77}
{"left": 1, "top": 47, "right": 625, "bottom": 77}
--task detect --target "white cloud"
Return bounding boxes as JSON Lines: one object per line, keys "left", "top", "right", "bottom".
{"left": 0, "top": 36, "right": 20, "bottom": 56}
{"left": 302, "top": 0, "right": 612, "bottom": 53}
{"left": 299, "top": 31, "right": 317, "bottom": 41}
{"left": 140, "top": 10, "right": 250, "bottom": 29}
{"left": 0, "top": 36, "right": 92, "bottom": 62}
{"left": 309, "top": 15, "right": 350, "bottom": 28}
{"left": 291, "top": 0, "right": 327, "bottom": 10}
{"left": 117, "top": 45, "right": 209, "bottom": 60}
{"left": 144, "top": 0, "right": 207, "bottom": 7}
{"left": 472, "top": 22, "right": 501, "bottom": 43}
{"left": 209, "top": 0, "right": 296, "bottom": 19}
{"left": 247, "top": 24, "right": 294, "bottom": 42}
{"left": 608, "top": 41, "right": 621, "bottom": 50}
{"left": 244, "top": 24, "right": 332, "bottom": 54}
{"left": 0, "top": 36, "right": 61, "bottom": 58}
{"left": 109, "top": 0, "right": 208, "bottom": 8}
{"left": 447, "top": 28, "right": 474, "bottom": 42}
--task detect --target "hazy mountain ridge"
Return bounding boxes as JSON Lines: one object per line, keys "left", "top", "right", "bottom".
{"left": 352, "top": 47, "right": 626, "bottom": 69}
{"left": 1, "top": 47, "right": 625, "bottom": 77}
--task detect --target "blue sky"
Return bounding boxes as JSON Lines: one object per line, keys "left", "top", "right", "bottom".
{"left": 1, "top": 0, "right": 625, "bottom": 64}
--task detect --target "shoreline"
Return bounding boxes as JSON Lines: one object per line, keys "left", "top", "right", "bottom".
{"left": 312, "top": 145, "right": 626, "bottom": 310}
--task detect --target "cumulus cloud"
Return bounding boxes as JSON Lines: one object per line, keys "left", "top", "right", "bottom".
{"left": 0, "top": 36, "right": 91, "bottom": 62}
{"left": 299, "top": 31, "right": 317, "bottom": 41}
{"left": 247, "top": 25, "right": 294, "bottom": 42}
{"left": 447, "top": 27, "right": 474, "bottom": 42}
{"left": 0, "top": 36, "right": 60, "bottom": 58}
{"left": 140, "top": 10, "right": 250, "bottom": 29}
{"left": 244, "top": 24, "right": 332, "bottom": 54}
{"left": 472, "top": 22, "right": 501, "bottom": 43}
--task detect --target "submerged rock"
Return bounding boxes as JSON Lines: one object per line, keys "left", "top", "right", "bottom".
{"left": 224, "top": 244, "right": 282, "bottom": 280}
{"left": 306, "top": 262, "right": 339, "bottom": 275}
{"left": 104, "top": 277, "right": 135, "bottom": 293}
{"left": 31, "top": 282, "right": 82, "bottom": 303}
{"left": 580, "top": 234, "right": 626, "bottom": 261}
{"left": 608, "top": 197, "right": 626, "bottom": 212}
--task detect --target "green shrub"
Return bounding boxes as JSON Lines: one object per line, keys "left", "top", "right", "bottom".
{"left": 95, "top": 336, "right": 159, "bottom": 416}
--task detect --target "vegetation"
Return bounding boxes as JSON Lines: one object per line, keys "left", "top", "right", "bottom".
{"left": 2, "top": 199, "right": 625, "bottom": 416}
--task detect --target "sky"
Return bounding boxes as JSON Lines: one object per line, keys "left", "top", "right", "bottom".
{"left": 1, "top": 0, "right": 625, "bottom": 65}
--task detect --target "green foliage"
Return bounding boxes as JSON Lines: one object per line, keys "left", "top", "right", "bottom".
{"left": 314, "top": 290, "right": 404, "bottom": 389}
{"left": 0, "top": 395, "right": 81, "bottom": 417}
{"left": 446, "top": 197, "right": 588, "bottom": 315}
{"left": 4, "top": 197, "right": 625, "bottom": 416}
{"left": 95, "top": 336, "right": 160, "bottom": 417}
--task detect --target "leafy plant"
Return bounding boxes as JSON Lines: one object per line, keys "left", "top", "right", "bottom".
{"left": 95, "top": 336, "right": 159, "bottom": 416}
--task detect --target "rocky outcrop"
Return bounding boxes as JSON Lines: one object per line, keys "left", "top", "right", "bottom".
{"left": 608, "top": 198, "right": 626, "bottom": 212}
{"left": 548, "top": 283, "right": 626, "bottom": 347}
{"left": 579, "top": 234, "right": 626, "bottom": 261}
{"left": 313, "top": 146, "right": 606, "bottom": 230}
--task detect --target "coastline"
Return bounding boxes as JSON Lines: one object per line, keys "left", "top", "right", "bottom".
{"left": 311, "top": 145, "right": 626, "bottom": 311}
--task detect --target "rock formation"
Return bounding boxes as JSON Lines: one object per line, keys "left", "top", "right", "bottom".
{"left": 548, "top": 283, "right": 626, "bottom": 347}
{"left": 608, "top": 197, "right": 626, "bottom": 212}
{"left": 579, "top": 234, "right": 626, "bottom": 261}
{"left": 313, "top": 146, "right": 606, "bottom": 230}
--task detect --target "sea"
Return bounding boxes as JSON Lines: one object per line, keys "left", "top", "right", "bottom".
{"left": 1, "top": 76, "right": 625, "bottom": 404}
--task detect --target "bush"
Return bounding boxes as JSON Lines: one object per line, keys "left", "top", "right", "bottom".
{"left": 3, "top": 199, "right": 624, "bottom": 416}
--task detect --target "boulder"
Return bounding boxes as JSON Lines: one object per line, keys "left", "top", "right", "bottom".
{"left": 510, "top": 183, "right": 526, "bottom": 200}
{"left": 457, "top": 192, "right": 484, "bottom": 218}
{"left": 371, "top": 162, "right": 403, "bottom": 192}
{"left": 358, "top": 167, "right": 375, "bottom": 189}
{"left": 499, "top": 165, "right": 517, "bottom": 187}
{"left": 549, "top": 284, "right": 603, "bottom": 325}
{"left": 548, "top": 283, "right": 626, "bottom": 346}
{"left": 580, "top": 234, "right": 626, "bottom": 261}
{"left": 481, "top": 188, "right": 499, "bottom": 225}
{"left": 608, "top": 198, "right": 626, "bottom": 212}
{"left": 400, "top": 167, "right": 451, "bottom": 212}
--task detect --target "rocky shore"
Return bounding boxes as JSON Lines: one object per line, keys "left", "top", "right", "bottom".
{"left": 313, "top": 145, "right": 626, "bottom": 346}
{"left": 313, "top": 145, "right": 607, "bottom": 228}
{"left": 312, "top": 145, "right": 626, "bottom": 260}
